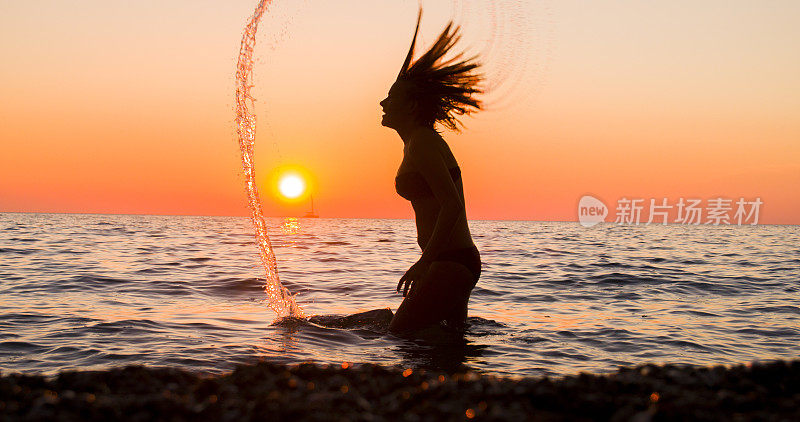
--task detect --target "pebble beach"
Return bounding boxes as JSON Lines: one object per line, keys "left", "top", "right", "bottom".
{"left": 2, "top": 359, "right": 798, "bottom": 421}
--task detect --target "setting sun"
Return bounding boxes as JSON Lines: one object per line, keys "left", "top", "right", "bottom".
{"left": 266, "top": 164, "right": 315, "bottom": 206}
{"left": 278, "top": 174, "right": 306, "bottom": 199}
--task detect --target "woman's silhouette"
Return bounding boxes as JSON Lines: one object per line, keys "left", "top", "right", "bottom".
{"left": 381, "top": 11, "right": 483, "bottom": 335}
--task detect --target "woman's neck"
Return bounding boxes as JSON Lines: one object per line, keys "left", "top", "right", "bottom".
{"left": 395, "top": 123, "right": 425, "bottom": 144}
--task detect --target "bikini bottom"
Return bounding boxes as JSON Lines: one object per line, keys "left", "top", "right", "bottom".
{"left": 433, "top": 246, "right": 481, "bottom": 287}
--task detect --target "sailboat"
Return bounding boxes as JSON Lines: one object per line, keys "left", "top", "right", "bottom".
{"left": 303, "top": 195, "right": 319, "bottom": 218}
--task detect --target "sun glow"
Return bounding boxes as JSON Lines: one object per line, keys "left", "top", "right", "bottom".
{"left": 268, "top": 165, "right": 315, "bottom": 204}
{"left": 278, "top": 174, "right": 305, "bottom": 199}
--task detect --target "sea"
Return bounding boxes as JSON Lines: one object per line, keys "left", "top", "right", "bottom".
{"left": 1, "top": 213, "right": 798, "bottom": 377}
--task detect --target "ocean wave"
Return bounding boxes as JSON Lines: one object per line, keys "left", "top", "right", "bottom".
{"left": 2, "top": 214, "right": 798, "bottom": 377}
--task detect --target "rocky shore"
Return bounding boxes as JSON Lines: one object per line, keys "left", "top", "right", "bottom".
{"left": 1, "top": 360, "right": 798, "bottom": 421}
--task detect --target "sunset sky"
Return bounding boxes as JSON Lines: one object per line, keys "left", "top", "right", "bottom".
{"left": 1, "top": 1, "right": 798, "bottom": 223}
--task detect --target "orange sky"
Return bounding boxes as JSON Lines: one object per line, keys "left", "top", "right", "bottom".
{"left": 1, "top": 1, "right": 798, "bottom": 223}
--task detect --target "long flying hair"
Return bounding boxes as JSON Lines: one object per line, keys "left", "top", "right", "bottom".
{"left": 397, "top": 10, "right": 483, "bottom": 132}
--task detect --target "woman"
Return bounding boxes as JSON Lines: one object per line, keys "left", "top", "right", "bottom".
{"left": 381, "top": 12, "right": 483, "bottom": 335}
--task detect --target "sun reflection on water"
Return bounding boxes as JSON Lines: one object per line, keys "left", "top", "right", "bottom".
{"left": 281, "top": 218, "right": 301, "bottom": 235}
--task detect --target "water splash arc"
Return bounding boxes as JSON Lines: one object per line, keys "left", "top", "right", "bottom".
{"left": 235, "top": 0, "right": 303, "bottom": 318}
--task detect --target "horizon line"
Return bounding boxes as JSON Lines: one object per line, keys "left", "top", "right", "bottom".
{"left": 0, "top": 210, "right": 794, "bottom": 226}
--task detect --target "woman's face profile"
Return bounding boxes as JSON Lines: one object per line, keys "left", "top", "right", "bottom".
{"left": 380, "top": 81, "right": 413, "bottom": 129}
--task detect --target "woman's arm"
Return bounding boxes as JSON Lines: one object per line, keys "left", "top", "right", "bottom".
{"left": 397, "top": 131, "right": 465, "bottom": 295}
{"left": 411, "top": 137, "right": 464, "bottom": 263}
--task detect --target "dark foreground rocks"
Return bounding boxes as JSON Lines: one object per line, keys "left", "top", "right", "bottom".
{"left": 1, "top": 360, "right": 798, "bottom": 421}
